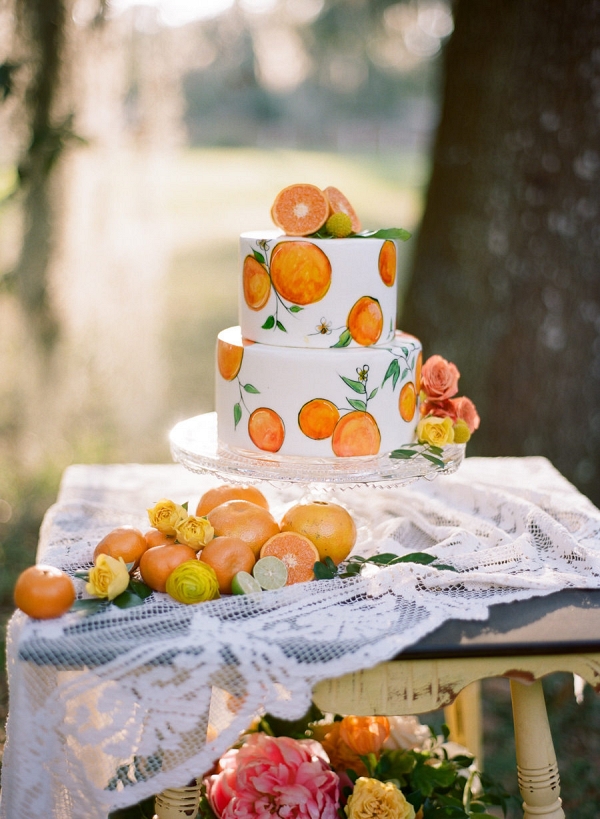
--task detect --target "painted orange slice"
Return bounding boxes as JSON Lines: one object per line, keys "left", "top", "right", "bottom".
{"left": 259, "top": 531, "right": 319, "bottom": 585}
{"left": 217, "top": 336, "right": 243, "bottom": 381}
{"left": 270, "top": 184, "right": 330, "bottom": 236}
{"left": 248, "top": 407, "right": 285, "bottom": 453}
{"left": 298, "top": 398, "right": 340, "bottom": 440}
{"left": 243, "top": 255, "right": 271, "bottom": 311}
{"left": 323, "top": 186, "right": 362, "bottom": 233}
{"left": 378, "top": 240, "right": 396, "bottom": 287}
{"left": 331, "top": 411, "right": 381, "bottom": 457}
{"left": 270, "top": 241, "right": 332, "bottom": 305}
{"left": 399, "top": 381, "right": 417, "bottom": 422}
{"left": 347, "top": 296, "right": 384, "bottom": 346}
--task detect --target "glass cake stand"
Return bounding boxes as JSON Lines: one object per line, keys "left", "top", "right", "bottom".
{"left": 169, "top": 412, "right": 465, "bottom": 490}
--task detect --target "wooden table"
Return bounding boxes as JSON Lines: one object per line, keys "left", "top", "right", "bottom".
{"left": 313, "top": 588, "right": 600, "bottom": 819}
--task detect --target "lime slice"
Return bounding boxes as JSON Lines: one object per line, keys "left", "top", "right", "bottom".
{"left": 253, "top": 556, "right": 288, "bottom": 590}
{"left": 231, "top": 571, "right": 262, "bottom": 595}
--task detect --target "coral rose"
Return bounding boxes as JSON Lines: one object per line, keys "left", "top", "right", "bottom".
{"left": 452, "top": 395, "right": 480, "bottom": 433}
{"left": 417, "top": 415, "right": 455, "bottom": 447}
{"left": 319, "top": 721, "right": 368, "bottom": 777}
{"left": 206, "top": 733, "right": 339, "bottom": 819}
{"left": 339, "top": 716, "right": 390, "bottom": 756}
{"left": 421, "top": 355, "right": 460, "bottom": 402}
{"left": 419, "top": 398, "right": 458, "bottom": 421}
{"left": 345, "top": 778, "right": 415, "bottom": 819}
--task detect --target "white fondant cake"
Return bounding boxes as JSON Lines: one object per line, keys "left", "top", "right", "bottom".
{"left": 216, "top": 325, "right": 422, "bottom": 459}
{"left": 239, "top": 231, "right": 400, "bottom": 349}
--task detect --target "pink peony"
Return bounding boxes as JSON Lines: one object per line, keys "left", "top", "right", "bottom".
{"left": 206, "top": 733, "right": 340, "bottom": 819}
{"left": 421, "top": 355, "right": 460, "bottom": 402}
{"left": 452, "top": 395, "right": 480, "bottom": 433}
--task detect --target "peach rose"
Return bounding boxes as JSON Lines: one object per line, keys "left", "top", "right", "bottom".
{"left": 421, "top": 355, "right": 460, "bottom": 401}
{"left": 345, "top": 778, "right": 415, "bottom": 819}
{"left": 452, "top": 395, "right": 480, "bottom": 433}
{"left": 339, "top": 716, "right": 390, "bottom": 756}
{"left": 419, "top": 398, "right": 458, "bottom": 421}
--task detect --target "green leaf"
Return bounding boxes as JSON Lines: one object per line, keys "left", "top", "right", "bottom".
{"left": 422, "top": 452, "right": 446, "bottom": 468}
{"left": 289, "top": 305, "right": 303, "bottom": 313}
{"left": 129, "top": 579, "right": 153, "bottom": 599}
{"left": 243, "top": 383, "right": 260, "bottom": 394}
{"left": 233, "top": 403, "right": 242, "bottom": 428}
{"left": 71, "top": 598, "right": 107, "bottom": 613}
{"left": 262, "top": 315, "right": 275, "bottom": 330}
{"left": 389, "top": 448, "right": 418, "bottom": 459}
{"left": 382, "top": 358, "right": 400, "bottom": 386}
{"left": 341, "top": 376, "right": 366, "bottom": 394}
{"left": 392, "top": 552, "right": 438, "bottom": 565}
{"left": 181, "top": 502, "right": 188, "bottom": 513}
{"left": 314, "top": 561, "right": 338, "bottom": 580}
{"left": 112, "top": 589, "right": 148, "bottom": 609}
{"left": 73, "top": 570, "right": 90, "bottom": 580}
{"left": 401, "top": 367, "right": 409, "bottom": 379}
{"left": 411, "top": 761, "right": 457, "bottom": 796}
{"left": 401, "top": 346, "right": 409, "bottom": 357}
{"left": 368, "top": 387, "right": 378, "bottom": 400}
{"left": 429, "top": 445, "right": 444, "bottom": 455}
{"left": 276, "top": 320, "right": 287, "bottom": 332}
{"left": 356, "top": 228, "right": 411, "bottom": 241}
{"left": 332, "top": 328, "right": 352, "bottom": 348}
{"left": 252, "top": 249, "right": 266, "bottom": 264}
{"left": 347, "top": 398, "right": 367, "bottom": 412}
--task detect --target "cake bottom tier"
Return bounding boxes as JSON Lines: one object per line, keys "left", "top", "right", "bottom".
{"left": 216, "top": 326, "right": 422, "bottom": 460}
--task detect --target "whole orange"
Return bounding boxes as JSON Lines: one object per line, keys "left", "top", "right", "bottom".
{"left": 14, "top": 564, "right": 76, "bottom": 620}
{"left": 144, "top": 528, "right": 176, "bottom": 548}
{"left": 207, "top": 500, "right": 280, "bottom": 557}
{"left": 280, "top": 501, "right": 357, "bottom": 565}
{"left": 93, "top": 526, "right": 148, "bottom": 569}
{"left": 196, "top": 484, "right": 269, "bottom": 517}
{"left": 139, "top": 543, "right": 197, "bottom": 592}
{"left": 199, "top": 536, "right": 256, "bottom": 595}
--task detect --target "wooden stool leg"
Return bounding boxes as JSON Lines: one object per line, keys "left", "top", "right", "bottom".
{"left": 444, "top": 681, "right": 483, "bottom": 765}
{"left": 509, "top": 679, "right": 564, "bottom": 819}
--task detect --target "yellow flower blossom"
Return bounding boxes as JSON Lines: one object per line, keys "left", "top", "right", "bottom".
{"left": 165, "top": 560, "right": 220, "bottom": 604}
{"left": 416, "top": 415, "right": 454, "bottom": 447}
{"left": 346, "top": 778, "right": 415, "bottom": 819}
{"left": 86, "top": 554, "right": 130, "bottom": 601}
{"left": 175, "top": 515, "right": 214, "bottom": 551}
{"left": 148, "top": 498, "right": 188, "bottom": 536}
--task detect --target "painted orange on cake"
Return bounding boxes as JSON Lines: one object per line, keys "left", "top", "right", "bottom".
{"left": 270, "top": 241, "right": 332, "bottom": 305}
{"left": 331, "top": 411, "right": 381, "bottom": 457}
{"left": 218, "top": 336, "right": 244, "bottom": 381}
{"left": 415, "top": 350, "right": 423, "bottom": 393}
{"left": 271, "top": 184, "right": 330, "bottom": 236}
{"left": 378, "top": 240, "right": 396, "bottom": 287}
{"left": 399, "top": 381, "right": 417, "bottom": 422}
{"left": 243, "top": 255, "right": 271, "bottom": 311}
{"left": 323, "top": 186, "right": 362, "bottom": 233}
{"left": 298, "top": 398, "right": 340, "bottom": 440}
{"left": 347, "top": 296, "right": 384, "bottom": 346}
{"left": 248, "top": 407, "right": 285, "bottom": 452}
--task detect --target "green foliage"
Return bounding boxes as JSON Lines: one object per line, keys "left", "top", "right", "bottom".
{"left": 314, "top": 552, "right": 457, "bottom": 581}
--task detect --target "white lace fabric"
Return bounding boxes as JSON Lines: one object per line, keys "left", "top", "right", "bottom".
{"left": 2, "top": 457, "right": 600, "bottom": 819}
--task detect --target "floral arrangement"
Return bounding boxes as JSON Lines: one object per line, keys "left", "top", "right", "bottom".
{"left": 416, "top": 355, "right": 480, "bottom": 448}
{"left": 198, "top": 711, "right": 514, "bottom": 819}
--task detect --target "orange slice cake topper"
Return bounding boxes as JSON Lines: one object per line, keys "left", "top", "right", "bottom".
{"left": 271, "top": 184, "right": 330, "bottom": 236}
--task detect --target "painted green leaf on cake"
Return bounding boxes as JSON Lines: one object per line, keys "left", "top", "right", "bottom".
{"left": 289, "top": 305, "right": 303, "bottom": 313}
{"left": 368, "top": 387, "right": 378, "bottom": 400}
{"left": 276, "top": 320, "right": 287, "bottom": 332}
{"left": 262, "top": 315, "right": 275, "bottom": 330}
{"left": 347, "top": 398, "right": 367, "bottom": 412}
{"left": 341, "top": 376, "right": 366, "bottom": 394}
{"left": 252, "top": 249, "right": 266, "bottom": 265}
{"left": 233, "top": 403, "right": 242, "bottom": 428}
{"left": 332, "top": 328, "right": 352, "bottom": 348}
{"left": 242, "top": 383, "right": 260, "bottom": 394}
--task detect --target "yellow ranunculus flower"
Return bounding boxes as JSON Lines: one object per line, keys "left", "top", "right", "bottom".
{"left": 165, "top": 560, "right": 220, "bottom": 604}
{"left": 148, "top": 498, "right": 188, "bottom": 536}
{"left": 86, "top": 554, "right": 130, "bottom": 601}
{"left": 346, "top": 778, "right": 415, "bottom": 819}
{"left": 416, "top": 415, "right": 455, "bottom": 447}
{"left": 175, "top": 515, "right": 214, "bottom": 551}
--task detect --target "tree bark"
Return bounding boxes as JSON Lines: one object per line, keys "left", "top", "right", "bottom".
{"left": 401, "top": 0, "right": 600, "bottom": 505}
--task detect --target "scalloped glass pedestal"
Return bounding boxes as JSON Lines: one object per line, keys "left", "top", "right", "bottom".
{"left": 169, "top": 412, "right": 465, "bottom": 489}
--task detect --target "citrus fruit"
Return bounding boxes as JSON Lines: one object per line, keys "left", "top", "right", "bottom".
{"left": 270, "top": 184, "right": 330, "bottom": 236}
{"left": 165, "top": 560, "right": 220, "bottom": 604}
{"left": 399, "top": 381, "right": 417, "bottom": 422}
{"left": 253, "top": 556, "right": 288, "bottom": 590}
{"left": 259, "top": 532, "right": 319, "bottom": 585}
{"left": 248, "top": 407, "right": 285, "bottom": 453}
{"left": 347, "top": 296, "right": 384, "bottom": 346}
{"left": 217, "top": 335, "right": 244, "bottom": 381}
{"left": 139, "top": 543, "right": 198, "bottom": 592}
{"left": 415, "top": 350, "right": 423, "bottom": 393}
{"left": 323, "top": 186, "right": 362, "bottom": 233}
{"left": 206, "top": 499, "right": 280, "bottom": 557}
{"left": 269, "top": 241, "right": 332, "bottom": 305}
{"left": 144, "top": 528, "right": 176, "bottom": 548}
{"left": 14, "top": 564, "right": 76, "bottom": 620}
{"left": 196, "top": 484, "right": 269, "bottom": 517}
{"left": 298, "top": 398, "right": 340, "bottom": 440}
{"left": 93, "top": 526, "right": 148, "bottom": 570}
{"left": 331, "top": 411, "right": 381, "bottom": 457}
{"left": 231, "top": 571, "right": 262, "bottom": 595}
{"left": 378, "top": 240, "right": 396, "bottom": 287}
{"left": 280, "top": 500, "right": 357, "bottom": 565}
{"left": 199, "top": 536, "right": 257, "bottom": 595}
{"left": 243, "top": 255, "right": 271, "bottom": 311}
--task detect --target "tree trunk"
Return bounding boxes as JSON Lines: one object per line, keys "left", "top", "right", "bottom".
{"left": 401, "top": 0, "right": 600, "bottom": 506}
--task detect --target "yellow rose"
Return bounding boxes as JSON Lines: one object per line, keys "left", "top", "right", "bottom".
{"left": 416, "top": 415, "right": 454, "bottom": 447}
{"left": 175, "top": 515, "right": 214, "bottom": 551}
{"left": 165, "top": 560, "right": 220, "bottom": 604}
{"left": 86, "top": 554, "right": 130, "bottom": 601}
{"left": 346, "top": 778, "right": 415, "bottom": 819}
{"left": 148, "top": 498, "right": 188, "bottom": 536}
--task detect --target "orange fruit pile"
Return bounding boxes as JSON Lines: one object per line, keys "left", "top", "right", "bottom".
{"left": 139, "top": 542, "right": 197, "bottom": 593}
{"left": 270, "top": 184, "right": 362, "bottom": 237}
{"left": 196, "top": 483, "right": 269, "bottom": 517}
{"left": 199, "top": 536, "right": 256, "bottom": 595}
{"left": 94, "top": 525, "right": 149, "bottom": 570}
{"left": 280, "top": 500, "right": 357, "bottom": 565}
{"left": 206, "top": 499, "right": 280, "bottom": 557}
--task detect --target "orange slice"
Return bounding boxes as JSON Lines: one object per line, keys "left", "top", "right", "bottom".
{"left": 270, "top": 184, "right": 330, "bottom": 237}
{"left": 323, "top": 186, "right": 362, "bottom": 233}
{"left": 259, "top": 531, "right": 319, "bottom": 584}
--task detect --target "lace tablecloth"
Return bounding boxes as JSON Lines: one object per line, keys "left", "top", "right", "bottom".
{"left": 2, "top": 457, "right": 600, "bottom": 819}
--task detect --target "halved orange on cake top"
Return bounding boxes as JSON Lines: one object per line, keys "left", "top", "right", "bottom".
{"left": 271, "top": 184, "right": 330, "bottom": 236}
